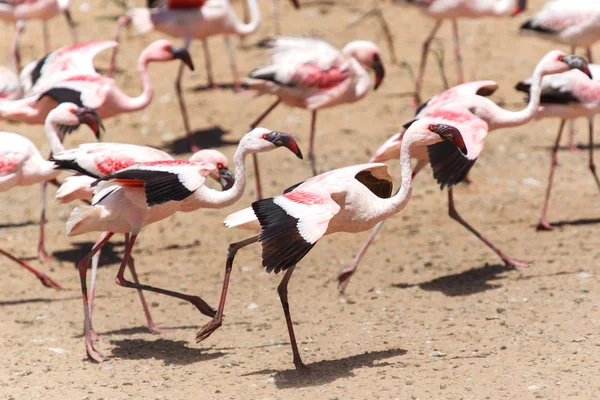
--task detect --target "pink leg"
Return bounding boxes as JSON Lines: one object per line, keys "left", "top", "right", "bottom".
{"left": 586, "top": 118, "right": 600, "bottom": 190}
{"left": 414, "top": 20, "right": 442, "bottom": 109}
{"left": 175, "top": 38, "right": 199, "bottom": 153}
{"left": 537, "top": 120, "right": 566, "bottom": 231}
{"left": 196, "top": 235, "right": 259, "bottom": 342}
{"left": 38, "top": 182, "right": 52, "bottom": 264}
{"left": 0, "top": 248, "right": 62, "bottom": 289}
{"left": 567, "top": 120, "right": 579, "bottom": 152}
{"left": 63, "top": 9, "right": 78, "bottom": 44}
{"left": 224, "top": 37, "right": 241, "bottom": 92}
{"left": 11, "top": 21, "right": 24, "bottom": 74}
{"left": 202, "top": 39, "right": 217, "bottom": 90}
{"left": 336, "top": 162, "right": 426, "bottom": 293}
{"left": 114, "top": 235, "right": 216, "bottom": 318}
{"left": 88, "top": 250, "right": 100, "bottom": 342}
{"left": 249, "top": 99, "right": 282, "bottom": 200}
{"left": 451, "top": 18, "right": 464, "bottom": 84}
{"left": 277, "top": 266, "right": 306, "bottom": 369}
{"left": 78, "top": 232, "right": 114, "bottom": 362}
{"left": 309, "top": 111, "right": 318, "bottom": 176}
{"left": 448, "top": 189, "right": 531, "bottom": 267}
{"left": 43, "top": 22, "right": 50, "bottom": 54}
{"left": 108, "top": 16, "right": 130, "bottom": 79}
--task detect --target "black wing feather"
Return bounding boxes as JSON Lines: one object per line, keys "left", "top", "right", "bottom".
{"left": 427, "top": 141, "right": 476, "bottom": 190}
{"left": 520, "top": 19, "right": 557, "bottom": 34}
{"left": 252, "top": 198, "right": 316, "bottom": 274}
{"left": 39, "top": 87, "right": 84, "bottom": 107}
{"left": 51, "top": 157, "right": 100, "bottom": 178}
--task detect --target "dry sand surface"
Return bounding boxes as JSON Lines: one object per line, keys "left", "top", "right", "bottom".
{"left": 2, "top": 0, "right": 600, "bottom": 398}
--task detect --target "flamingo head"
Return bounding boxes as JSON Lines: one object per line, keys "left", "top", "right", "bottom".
{"left": 144, "top": 40, "right": 195, "bottom": 71}
{"left": 189, "top": 149, "right": 234, "bottom": 190}
{"left": 343, "top": 41, "right": 385, "bottom": 90}
{"left": 542, "top": 50, "right": 592, "bottom": 79}
{"left": 242, "top": 128, "right": 303, "bottom": 159}
{"left": 511, "top": 0, "right": 527, "bottom": 16}
{"left": 406, "top": 119, "right": 468, "bottom": 156}
{"left": 48, "top": 103, "right": 103, "bottom": 140}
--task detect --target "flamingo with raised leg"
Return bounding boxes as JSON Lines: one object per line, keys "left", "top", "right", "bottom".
{"left": 391, "top": 0, "right": 527, "bottom": 107}
{"left": 0, "top": 0, "right": 77, "bottom": 70}
{"left": 1, "top": 102, "right": 101, "bottom": 268}
{"left": 245, "top": 36, "right": 385, "bottom": 198}
{"left": 59, "top": 127, "right": 302, "bottom": 362}
{"left": 0, "top": 40, "right": 193, "bottom": 125}
{"left": 193, "top": 120, "right": 467, "bottom": 369}
{"left": 516, "top": 64, "right": 600, "bottom": 230}
{"left": 335, "top": 50, "right": 592, "bottom": 292}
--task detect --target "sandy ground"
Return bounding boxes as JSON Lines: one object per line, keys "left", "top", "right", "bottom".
{"left": 2, "top": 0, "right": 600, "bottom": 398}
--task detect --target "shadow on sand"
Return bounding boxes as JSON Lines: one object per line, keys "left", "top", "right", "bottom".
{"left": 52, "top": 240, "right": 125, "bottom": 267}
{"left": 163, "top": 126, "right": 239, "bottom": 155}
{"left": 243, "top": 348, "right": 407, "bottom": 388}
{"left": 109, "top": 338, "right": 225, "bottom": 365}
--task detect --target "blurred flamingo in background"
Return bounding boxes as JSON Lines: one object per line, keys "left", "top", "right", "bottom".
{"left": 0, "top": 40, "right": 194, "bottom": 125}
{"left": 520, "top": 0, "right": 600, "bottom": 151}
{"left": 0, "top": 21, "right": 24, "bottom": 99}
{"left": 57, "top": 128, "right": 302, "bottom": 362}
{"left": 335, "top": 50, "right": 592, "bottom": 292}
{"left": 391, "top": 0, "right": 527, "bottom": 107}
{"left": 0, "top": 0, "right": 78, "bottom": 70}
{"left": 245, "top": 36, "right": 385, "bottom": 198}
{"left": 1, "top": 103, "right": 100, "bottom": 267}
{"left": 194, "top": 120, "right": 467, "bottom": 369}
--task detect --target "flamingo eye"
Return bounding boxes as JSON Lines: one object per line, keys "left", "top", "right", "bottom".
{"left": 217, "top": 163, "right": 223, "bottom": 169}
{"left": 558, "top": 55, "right": 564, "bottom": 62}
{"left": 262, "top": 134, "right": 268, "bottom": 139}
{"left": 428, "top": 125, "right": 436, "bottom": 132}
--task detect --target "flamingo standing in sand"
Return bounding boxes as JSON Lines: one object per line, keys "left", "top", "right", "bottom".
{"left": 245, "top": 36, "right": 386, "bottom": 198}
{"left": 123, "top": 0, "right": 298, "bottom": 151}
{"left": 0, "top": 0, "right": 78, "bottom": 71}
{"left": 59, "top": 127, "right": 302, "bottom": 362}
{"left": 335, "top": 50, "right": 592, "bottom": 292}
{"left": 1, "top": 103, "right": 100, "bottom": 276}
{"left": 520, "top": 0, "right": 600, "bottom": 151}
{"left": 52, "top": 144, "right": 233, "bottom": 340}
{"left": 0, "top": 40, "right": 193, "bottom": 125}
{"left": 193, "top": 120, "right": 467, "bottom": 369}
{"left": 391, "top": 0, "right": 527, "bottom": 107}
{"left": 516, "top": 65, "right": 600, "bottom": 230}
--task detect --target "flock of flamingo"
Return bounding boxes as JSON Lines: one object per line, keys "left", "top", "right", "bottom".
{"left": 1, "top": 0, "right": 600, "bottom": 369}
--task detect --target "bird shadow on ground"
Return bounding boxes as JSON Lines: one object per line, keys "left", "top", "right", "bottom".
{"left": 545, "top": 217, "right": 600, "bottom": 229}
{"left": 190, "top": 83, "right": 247, "bottom": 92}
{"left": 162, "top": 126, "right": 239, "bottom": 155}
{"left": 101, "top": 325, "right": 199, "bottom": 337}
{"left": 109, "top": 338, "right": 226, "bottom": 365}
{"left": 392, "top": 263, "right": 515, "bottom": 297}
{"left": 242, "top": 348, "right": 407, "bottom": 389}
{"left": 0, "top": 295, "right": 82, "bottom": 306}
{"left": 0, "top": 220, "right": 37, "bottom": 229}
{"left": 533, "top": 144, "right": 600, "bottom": 152}
{"left": 52, "top": 240, "right": 125, "bottom": 267}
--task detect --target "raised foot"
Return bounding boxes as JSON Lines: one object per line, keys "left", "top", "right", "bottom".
{"left": 86, "top": 342, "right": 106, "bottom": 363}
{"left": 336, "top": 268, "right": 355, "bottom": 294}
{"left": 195, "top": 319, "right": 222, "bottom": 343}
{"left": 192, "top": 298, "right": 217, "bottom": 318}
{"left": 503, "top": 256, "right": 532, "bottom": 269}
{"left": 90, "top": 329, "right": 100, "bottom": 342}
{"left": 38, "top": 273, "right": 62, "bottom": 289}
{"left": 536, "top": 220, "right": 554, "bottom": 231}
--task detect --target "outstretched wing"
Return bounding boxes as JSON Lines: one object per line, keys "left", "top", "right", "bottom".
{"left": 37, "top": 74, "right": 112, "bottom": 109}
{"left": 252, "top": 189, "right": 340, "bottom": 274}
{"left": 92, "top": 160, "right": 214, "bottom": 207}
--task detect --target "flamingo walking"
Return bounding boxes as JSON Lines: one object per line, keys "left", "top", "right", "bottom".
{"left": 59, "top": 128, "right": 302, "bottom": 362}
{"left": 245, "top": 36, "right": 385, "bottom": 197}
{"left": 0, "top": 40, "right": 193, "bottom": 125}
{"left": 391, "top": 0, "right": 527, "bottom": 107}
{"left": 336, "top": 50, "right": 591, "bottom": 292}
{"left": 1, "top": 103, "right": 100, "bottom": 271}
{"left": 193, "top": 120, "right": 467, "bottom": 369}
{"left": 0, "top": 0, "right": 77, "bottom": 70}
{"left": 516, "top": 65, "right": 600, "bottom": 230}
{"left": 520, "top": 0, "right": 600, "bottom": 151}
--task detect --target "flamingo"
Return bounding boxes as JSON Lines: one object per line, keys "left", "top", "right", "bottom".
{"left": 520, "top": 0, "right": 600, "bottom": 151}
{"left": 391, "top": 0, "right": 527, "bottom": 107}
{"left": 52, "top": 144, "right": 233, "bottom": 341}
{"left": 0, "top": 40, "right": 194, "bottom": 125}
{"left": 245, "top": 36, "right": 386, "bottom": 198}
{"left": 0, "top": 21, "right": 23, "bottom": 100}
{"left": 516, "top": 64, "right": 600, "bottom": 231}
{"left": 0, "top": 0, "right": 77, "bottom": 70}
{"left": 123, "top": 0, "right": 298, "bottom": 151}
{"left": 193, "top": 120, "right": 467, "bottom": 369}
{"left": 335, "top": 50, "right": 592, "bottom": 292}
{"left": 59, "top": 127, "right": 302, "bottom": 362}
{"left": 1, "top": 102, "right": 101, "bottom": 270}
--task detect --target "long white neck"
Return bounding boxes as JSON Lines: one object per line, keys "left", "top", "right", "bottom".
{"left": 118, "top": 54, "right": 154, "bottom": 112}
{"left": 353, "top": 59, "right": 372, "bottom": 101}
{"left": 233, "top": 0, "right": 261, "bottom": 36}
{"left": 45, "top": 118, "right": 66, "bottom": 155}
{"left": 378, "top": 135, "right": 416, "bottom": 220}
{"left": 485, "top": 66, "right": 544, "bottom": 130}
{"left": 180, "top": 145, "right": 250, "bottom": 211}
